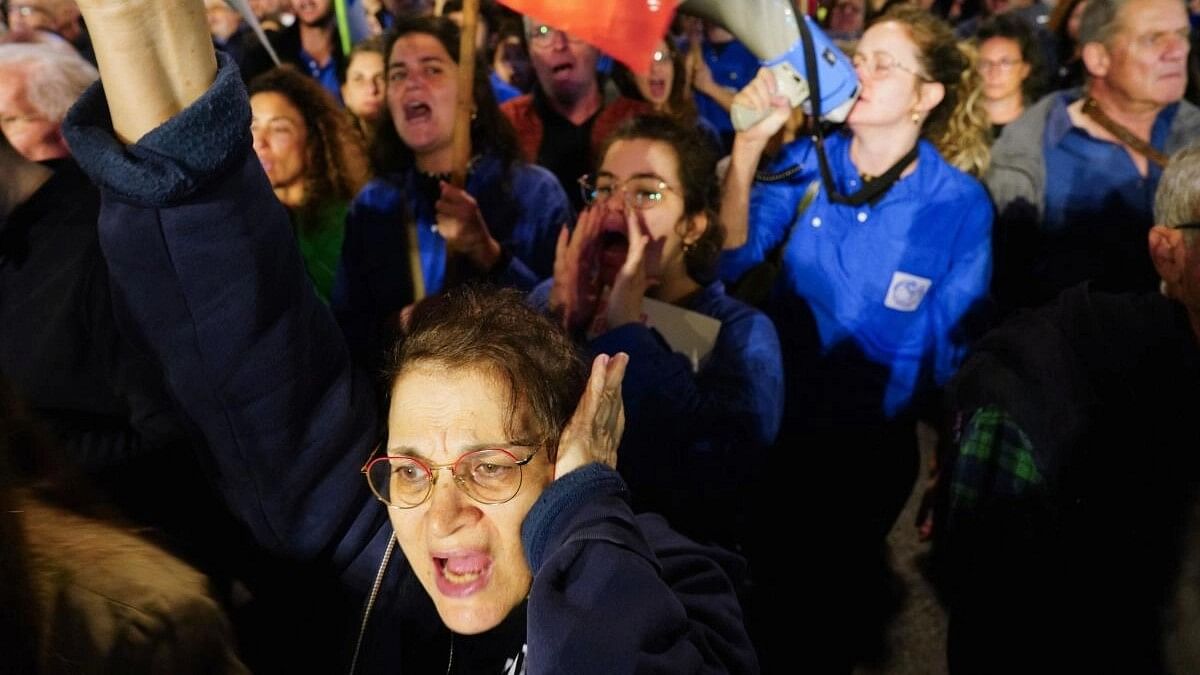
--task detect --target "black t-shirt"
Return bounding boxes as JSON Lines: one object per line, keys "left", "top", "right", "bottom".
{"left": 533, "top": 89, "right": 600, "bottom": 211}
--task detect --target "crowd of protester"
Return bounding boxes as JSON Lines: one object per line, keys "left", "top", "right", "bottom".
{"left": 3, "top": 0, "right": 1200, "bottom": 672}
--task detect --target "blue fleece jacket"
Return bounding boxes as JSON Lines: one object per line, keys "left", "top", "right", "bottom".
{"left": 530, "top": 279, "right": 783, "bottom": 549}
{"left": 332, "top": 155, "right": 569, "bottom": 364}
{"left": 64, "top": 54, "right": 757, "bottom": 675}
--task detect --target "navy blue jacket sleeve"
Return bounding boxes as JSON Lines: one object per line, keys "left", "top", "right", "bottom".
{"left": 522, "top": 464, "right": 759, "bottom": 674}
{"left": 64, "top": 55, "right": 388, "bottom": 580}
{"left": 487, "top": 162, "right": 570, "bottom": 291}
{"left": 590, "top": 306, "right": 782, "bottom": 499}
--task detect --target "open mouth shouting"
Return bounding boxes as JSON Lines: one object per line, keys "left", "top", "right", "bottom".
{"left": 547, "top": 59, "right": 576, "bottom": 83}
{"left": 403, "top": 100, "right": 433, "bottom": 124}
{"left": 647, "top": 77, "right": 668, "bottom": 101}
{"left": 433, "top": 551, "right": 493, "bottom": 598}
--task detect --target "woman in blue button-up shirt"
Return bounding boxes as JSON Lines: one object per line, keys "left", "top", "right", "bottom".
{"left": 718, "top": 6, "right": 993, "bottom": 669}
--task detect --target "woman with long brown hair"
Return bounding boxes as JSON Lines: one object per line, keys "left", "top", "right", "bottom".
{"left": 248, "top": 66, "right": 370, "bottom": 301}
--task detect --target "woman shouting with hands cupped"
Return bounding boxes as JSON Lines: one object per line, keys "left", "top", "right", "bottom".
{"left": 532, "top": 114, "right": 783, "bottom": 591}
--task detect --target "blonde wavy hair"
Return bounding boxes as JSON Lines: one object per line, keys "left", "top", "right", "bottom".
{"left": 935, "top": 41, "right": 991, "bottom": 177}
{"left": 878, "top": 5, "right": 992, "bottom": 177}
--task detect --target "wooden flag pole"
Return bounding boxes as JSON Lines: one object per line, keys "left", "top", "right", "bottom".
{"left": 450, "top": 0, "right": 479, "bottom": 187}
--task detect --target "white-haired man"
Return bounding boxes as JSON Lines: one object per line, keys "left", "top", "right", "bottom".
{"left": 0, "top": 43, "right": 96, "bottom": 161}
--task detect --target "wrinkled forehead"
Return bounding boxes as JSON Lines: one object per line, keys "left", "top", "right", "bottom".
{"left": 1111, "top": 0, "right": 1188, "bottom": 38}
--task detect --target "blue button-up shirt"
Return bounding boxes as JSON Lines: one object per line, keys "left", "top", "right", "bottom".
{"left": 300, "top": 47, "right": 345, "bottom": 105}
{"left": 1039, "top": 92, "right": 1175, "bottom": 295}
{"left": 720, "top": 132, "right": 993, "bottom": 423}
{"left": 694, "top": 38, "right": 759, "bottom": 152}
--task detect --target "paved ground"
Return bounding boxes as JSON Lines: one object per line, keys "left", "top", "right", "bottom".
{"left": 855, "top": 424, "right": 949, "bottom": 675}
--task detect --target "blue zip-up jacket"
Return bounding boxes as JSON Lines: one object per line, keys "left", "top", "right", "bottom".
{"left": 332, "top": 155, "right": 568, "bottom": 364}
{"left": 64, "top": 54, "right": 757, "bottom": 675}
{"left": 530, "top": 279, "right": 783, "bottom": 549}
{"left": 720, "top": 132, "right": 993, "bottom": 424}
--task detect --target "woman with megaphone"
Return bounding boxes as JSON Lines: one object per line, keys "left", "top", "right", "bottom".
{"left": 719, "top": 4, "right": 993, "bottom": 670}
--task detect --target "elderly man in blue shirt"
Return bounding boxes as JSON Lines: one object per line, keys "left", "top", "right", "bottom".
{"left": 988, "top": 0, "right": 1200, "bottom": 313}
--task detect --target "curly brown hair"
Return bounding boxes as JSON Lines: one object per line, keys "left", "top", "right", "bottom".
{"left": 248, "top": 66, "right": 371, "bottom": 222}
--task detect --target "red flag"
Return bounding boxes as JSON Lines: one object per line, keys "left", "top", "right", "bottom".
{"left": 498, "top": 0, "right": 679, "bottom": 75}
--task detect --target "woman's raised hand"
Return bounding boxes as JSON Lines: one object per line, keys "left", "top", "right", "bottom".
{"left": 731, "top": 67, "right": 793, "bottom": 146}
{"left": 549, "top": 206, "right": 603, "bottom": 333}
{"left": 604, "top": 206, "right": 659, "bottom": 331}
{"left": 436, "top": 181, "right": 502, "bottom": 271}
{"left": 77, "top": 0, "right": 217, "bottom": 144}
{"left": 554, "top": 352, "right": 628, "bottom": 479}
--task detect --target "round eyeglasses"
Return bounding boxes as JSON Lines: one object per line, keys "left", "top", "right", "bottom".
{"left": 527, "top": 24, "right": 582, "bottom": 50}
{"left": 362, "top": 446, "right": 539, "bottom": 509}
{"left": 851, "top": 50, "right": 931, "bottom": 82}
{"left": 977, "top": 57, "right": 1022, "bottom": 73}
{"left": 578, "top": 174, "right": 677, "bottom": 211}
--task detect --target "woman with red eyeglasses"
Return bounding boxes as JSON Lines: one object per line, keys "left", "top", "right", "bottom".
{"left": 59, "top": 0, "right": 759, "bottom": 671}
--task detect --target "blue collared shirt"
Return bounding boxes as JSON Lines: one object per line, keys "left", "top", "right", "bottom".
{"left": 1039, "top": 92, "right": 1175, "bottom": 295}
{"left": 720, "top": 132, "right": 993, "bottom": 423}
{"left": 693, "top": 38, "right": 759, "bottom": 151}
{"left": 300, "top": 47, "right": 345, "bottom": 105}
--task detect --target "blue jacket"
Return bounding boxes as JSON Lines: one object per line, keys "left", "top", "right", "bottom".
{"left": 332, "top": 155, "right": 568, "bottom": 364}
{"left": 530, "top": 280, "right": 783, "bottom": 548}
{"left": 64, "top": 54, "right": 757, "bottom": 675}
{"left": 720, "top": 132, "right": 993, "bottom": 424}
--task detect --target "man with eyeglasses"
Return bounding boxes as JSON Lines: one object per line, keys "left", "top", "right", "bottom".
{"left": 988, "top": 0, "right": 1200, "bottom": 315}
{"left": 942, "top": 141, "right": 1200, "bottom": 674}
{"left": 499, "top": 17, "right": 649, "bottom": 210}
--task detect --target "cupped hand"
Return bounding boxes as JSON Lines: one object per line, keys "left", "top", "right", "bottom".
{"left": 549, "top": 206, "right": 604, "bottom": 332}
{"left": 604, "top": 206, "right": 659, "bottom": 331}
{"left": 436, "top": 181, "right": 502, "bottom": 270}
{"left": 554, "top": 352, "right": 629, "bottom": 479}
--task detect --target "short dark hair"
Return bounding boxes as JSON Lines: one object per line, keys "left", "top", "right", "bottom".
{"left": 385, "top": 286, "right": 587, "bottom": 460}
{"left": 600, "top": 114, "right": 725, "bottom": 284}
{"left": 976, "top": 13, "right": 1045, "bottom": 103}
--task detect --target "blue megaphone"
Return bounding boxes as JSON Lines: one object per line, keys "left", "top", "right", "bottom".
{"left": 680, "top": 0, "right": 860, "bottom": 128}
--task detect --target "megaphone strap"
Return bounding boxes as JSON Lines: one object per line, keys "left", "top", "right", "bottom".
{"left": 797, "top": 10, "right": 914, "bottom": 207}
{"left": 817, "top": 137, "right": 919, "bottom": 207}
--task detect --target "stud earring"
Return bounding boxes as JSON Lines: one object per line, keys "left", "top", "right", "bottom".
{"left": 911, "top": 110, "right": 921, "bottom": 125}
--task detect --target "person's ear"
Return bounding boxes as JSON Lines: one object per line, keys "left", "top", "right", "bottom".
{"left": 680, "top": 211, "right": 709, "bottom": 246}
{"left": 1081, "top": 41, "right": 1111, "bottom": 79}
{"left": 916, "top": 80, "right": 945, "bottom": 114}
{"left": 1149, "top": 225, "right": 1185, "bottom": 294}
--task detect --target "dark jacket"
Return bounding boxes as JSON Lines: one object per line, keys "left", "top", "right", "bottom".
{"left": 64, "top": 54, "right": 759, "bottom": 675}
{"left": 946, "top": 284, "right": 1200, "bottom": 674}
{"left": 333, "top": 157, "right": 569, "bottom": 367}
{"left": 0, "top": 158, "right": 189, "bottom": 472}
{"left": 239, "top": 22, "right": 347, "bottom": 85}
{"left": 529, "top": 279, "right": 784, "bottom": 552}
